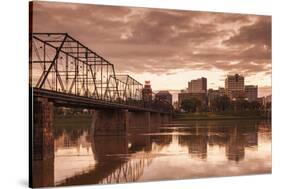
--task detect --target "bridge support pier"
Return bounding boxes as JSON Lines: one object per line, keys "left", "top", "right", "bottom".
{"left": 91, "top": 109, "right": 129, "bottom": 136}
{"left": 33, "top": 97, "right": 54, "bottom": 161}
{"left": 128, "top": 111, "right": 150, "bottom": 132}
{"left": 31, "top": 97, "right": 55, "bottom": 187}
{"left": 150, "top": 112, "right": 161, "bottom": 129}
{"left": 32, "top": 158, "right": 54, "bottom": 187}
{"left": 91, "top": 110, "right": 172, "bottom": 135}
{"left": 161, "top": 113, "right": 172, "bottom": 124}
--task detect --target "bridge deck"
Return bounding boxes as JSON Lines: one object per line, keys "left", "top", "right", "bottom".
{"left": 32, "top": 88, "right": 170, "bottom": 114}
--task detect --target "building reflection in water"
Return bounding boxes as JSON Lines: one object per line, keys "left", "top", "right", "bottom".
{"left": 32, "top": 119, "right": 271, "bottom": 187}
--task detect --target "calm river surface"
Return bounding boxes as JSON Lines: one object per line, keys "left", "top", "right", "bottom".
{"left": 52, "top": 119, "right": 271, "bottom": 186}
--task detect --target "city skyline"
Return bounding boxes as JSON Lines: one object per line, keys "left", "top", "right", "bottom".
{"left": 157, "top": 74, "right": 268, "bottom": 103}
{"left": 32, "top": 1, "right": 271, "bottom": 97}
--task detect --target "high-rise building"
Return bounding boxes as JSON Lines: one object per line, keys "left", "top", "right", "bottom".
{"left": 142, "top": 80, "right": 152, "bottom": 101}
{"left": 155, "top": 91, "right": 173, "bottom": 105}
{"left": 188, "top": 77, "right": 207, "bottom": 94}
{"left": 225, "top": 74, "right": 245, "bottom": 100}
{"left": 245, "top": 85, "right": 258, "bottom": 102}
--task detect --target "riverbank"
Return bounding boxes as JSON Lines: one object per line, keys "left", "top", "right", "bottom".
{"left": 173, "top": 112, "right": 270, "bottom": 121}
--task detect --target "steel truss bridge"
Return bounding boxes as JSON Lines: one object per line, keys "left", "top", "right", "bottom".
{"left": 30, "top": 33, "right": 173, "bottom": 113}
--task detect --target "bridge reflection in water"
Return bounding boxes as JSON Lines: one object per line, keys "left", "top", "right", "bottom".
{"left": 54, "top": 131, "right": 169, "bottom": 186}
{"left": 32, "top": 118, "right": 271, "bottom": 187}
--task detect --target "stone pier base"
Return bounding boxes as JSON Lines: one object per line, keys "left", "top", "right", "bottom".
{"left": 31, "top": 158, "right": 54, "bottom": 187}
{"left": 150, "top": 112, "right": 161, "bottom": 128}
{"left": 128, "top": 111, "right": 150, "bottom": 132}
{"left": 33, "top": 97, "right": 54, "bottom": 160}
{"left": 91, "top": 110, "right": 172, "bottom": 135}
{"left": 161, "top": 113, "right": 172, "bottom": 124}
{"left": 91, "top": 109, "right": 129, "bottom": 136}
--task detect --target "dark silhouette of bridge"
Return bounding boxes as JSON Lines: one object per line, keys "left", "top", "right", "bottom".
{"left": 30, "top": 33, "right": 173, "bottom": 113}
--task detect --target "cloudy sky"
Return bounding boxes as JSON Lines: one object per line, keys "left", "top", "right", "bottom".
{"left": 31, "top": 1, "right": 271, "bottom": 97}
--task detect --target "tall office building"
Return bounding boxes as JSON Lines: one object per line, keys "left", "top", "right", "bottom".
{"left": 178, "top": 77, "right": 208, "bottom": 110}
{"left": 245, "top": 85, "right": 258, "bottom": 102}
{"left": 225, "top": 74, "right": 245, "bottom": 100}
{"left": 142, "top": 80, "right": 152, "bottom": 101}
{"left": 188, "top": 77, "right": 207, "bottom": 94}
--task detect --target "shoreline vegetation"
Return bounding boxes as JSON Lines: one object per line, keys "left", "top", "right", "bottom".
{"left": 173, "top": 112, "right": 271, "bottom": 121}
{"left": 53, "top": 111, "right": 271, "bottom": 128}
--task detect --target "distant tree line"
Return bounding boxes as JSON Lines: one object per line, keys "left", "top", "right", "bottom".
{"left": 180, "top": 95, "right": 270, "bottom": 113}
{"left": 180, "top": 97, "right": 202, "bottom": 112}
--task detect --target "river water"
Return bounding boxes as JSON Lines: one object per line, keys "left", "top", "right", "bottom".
{"left": 49, "top": 119, "right": 271, "bottom": 186}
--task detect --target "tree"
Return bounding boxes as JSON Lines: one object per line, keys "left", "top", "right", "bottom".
{"left": 212, "top": 95, "right": 231, "bottom": 112}
{"left": 266, "top": 102, "right": 271, "bottom": 110}
{"left": 181, "top": 99, "right": 193, "bottom": 112}
{"left": 248, "top": 101, "right": 262, "bottom": 110}
{"left": 234, "top": 99, "right": 249, "bottom": 112}
{"left": 181, "top": 98, "right": 202, "bottom": 112}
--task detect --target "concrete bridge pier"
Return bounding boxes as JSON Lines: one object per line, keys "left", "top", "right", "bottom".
{"left": 150, "top": 112, "right": 161, "bottom": 129}
{"left": 31, "top": 97, "right": 55, "bottom": 187}
{"left": 33, "top": 97, "right": 54, "bottom": 161}
{"left": 91, "top": 109, "right": 129, "bottom": 136}
{"left": 31, "top": 158, "right": 54, "bottom": 187}
{"left": 161, "top": 113, "right": 172, "bottom": 124}
{"left": 128, "top": 111, "right": 150, "bottom": 133}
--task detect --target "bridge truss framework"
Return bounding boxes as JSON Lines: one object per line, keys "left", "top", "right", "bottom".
{"left": 30, "top": 33, "right": 173, "bottom": 112}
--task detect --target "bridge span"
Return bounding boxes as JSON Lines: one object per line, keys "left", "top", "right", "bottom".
{"left": 30, "top": 32, "right": 173, "bottom": 174}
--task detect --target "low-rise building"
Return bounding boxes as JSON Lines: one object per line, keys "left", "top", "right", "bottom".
{"left": 257, "top": 95, "right": 271, "bottom": 110}
{"left": 245, "top": 85, "right": 258, "bottom": 102}
{"left": 155, "top": 90, "right": 173, "bottom": 105}
{"left": 207, "top": 87, "right": 225, "bottom": 106}
{"left": 263, "top": 94, "right": 272, "bottom": 108}
{"left": 188, "top": 77, "right": 207, "bottom": 94}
